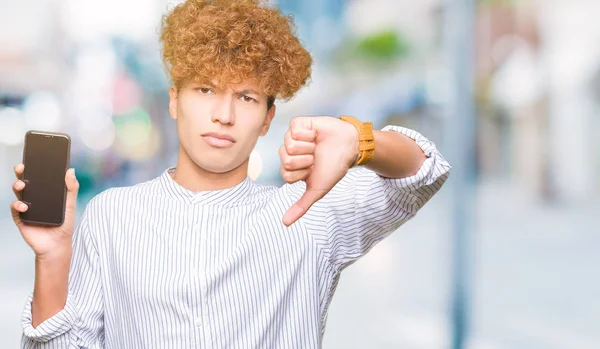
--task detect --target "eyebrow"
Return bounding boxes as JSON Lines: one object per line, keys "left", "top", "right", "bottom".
{"left": 237, "top": 89, "right": 260, "bottom": 96}
{"left": 201, "top": 81, "right": 218, "bottom": 88}
{"left": 198, "top": 81, "right": 261, "bottom": 97}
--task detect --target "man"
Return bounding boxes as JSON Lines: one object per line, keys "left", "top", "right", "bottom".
{"left": 12, "top": 0, "right": 451, "bottom": 347}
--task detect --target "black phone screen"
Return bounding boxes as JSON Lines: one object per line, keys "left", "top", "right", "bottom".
{"left": 20, "top": 131, "right": 71, "bottom": 226}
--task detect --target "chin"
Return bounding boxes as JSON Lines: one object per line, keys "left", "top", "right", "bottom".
{"left": 202, "top": 164, "right": 237, "bottom": 174}
{"left": 183, "top": 142, "right": 248, "bottom": 174}
{"left": 193, "top": 156, "right": 244, "bottom": 174}
{"left": 192, "top": 161, "right": 231, "bottom": 174}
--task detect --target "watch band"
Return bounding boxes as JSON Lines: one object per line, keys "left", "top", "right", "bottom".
{"left": 339, "top": 115, "right": 375, "bottom": 166}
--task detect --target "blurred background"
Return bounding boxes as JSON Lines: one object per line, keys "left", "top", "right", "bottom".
{"left": 1, "top": 0, "right": 599, "bottom": 348}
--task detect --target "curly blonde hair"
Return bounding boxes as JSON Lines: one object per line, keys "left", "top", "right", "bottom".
{"left": 160, "top": 0, "right": 312, "bottom": 105}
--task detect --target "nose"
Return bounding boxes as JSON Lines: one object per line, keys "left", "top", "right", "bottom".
{"left": 212, "top": 97, "right": 235, "bottom": 125}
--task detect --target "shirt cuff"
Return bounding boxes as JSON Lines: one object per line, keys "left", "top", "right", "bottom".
{"left": 376, "top": 124, "right": 451, "bottom": 201}
{"left": 22, "top": 291, "right": 77, "bottom": 342}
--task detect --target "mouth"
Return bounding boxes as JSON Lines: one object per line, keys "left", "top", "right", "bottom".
{"left": 201, "top": 132, "right": 236, "bottom": 148}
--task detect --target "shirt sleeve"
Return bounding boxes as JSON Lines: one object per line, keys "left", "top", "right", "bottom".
{"left": 297, "top": 124, "right": 451, "bottom": 271}
{"left": 21, "top": 200, "right": 105, "bottom": 348}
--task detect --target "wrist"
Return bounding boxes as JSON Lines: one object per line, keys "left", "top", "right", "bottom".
{"left": 35, "top": 244, "right": 72, "bottom": 263}
{"left": 349, "top": 153, "right": 361, "bottom": 168}
{"left": 345, "top": 122, "right": 360, "bottom": 168}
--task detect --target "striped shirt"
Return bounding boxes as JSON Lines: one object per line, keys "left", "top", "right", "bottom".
{"left": 21, "top": 125, "right": 451, "bottom": 349}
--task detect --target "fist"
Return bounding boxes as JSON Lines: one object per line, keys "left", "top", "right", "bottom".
{"left": 279, "top": 116, "right": 359, "bottom": 226}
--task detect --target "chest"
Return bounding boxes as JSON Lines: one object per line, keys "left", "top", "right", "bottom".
{"left": 100, "top": 202, "right": 316, "bottom": 309}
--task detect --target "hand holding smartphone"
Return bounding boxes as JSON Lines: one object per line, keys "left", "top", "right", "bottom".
{"left": 10, "top": 130, "right": 80, "bottom": 258}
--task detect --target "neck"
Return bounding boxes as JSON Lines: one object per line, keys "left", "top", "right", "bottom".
{"left": 171, "top": 145, "right": 249, "bottom": 192}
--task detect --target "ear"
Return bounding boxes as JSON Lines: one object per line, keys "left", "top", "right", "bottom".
{"left": 168, "top": 85, "right": 178, "bottom": 120}
{"left": 260, "top": 104, "right": 276, "bottom": 136}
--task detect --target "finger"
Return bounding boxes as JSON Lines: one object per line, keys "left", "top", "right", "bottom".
{"left": 284, "top": 131, "right": 315, "bottom": 155}
{"left": 279, "top": 143, "right": 314, "bottom": 166}
{"left": 289, "top": 118, "right": 317, "bottom": 142}
{"left": 282, "top": 189, "right": 326, "bottom": 227}
{"left": 11, "top": 200, "right": 28, "bottom": 213}
{"left": 281, "top": 154, "right": 314, "bottom": 171}
{"left": 280, "top": 166, "right": 312, "bottom": 184}
{"left": 64, "top": 168, "right": 79, "bottom": 214}
{"left": 14, "top": 163, "right": 24, "bottom": 180}
{"left": 12, "top": 179, "right": 25, "bottom": 199}
{"left": 291, "top": 128, "right": 316, "bottom": 142}
{"left": 10, "top": 200, "right": 27, "bottom": 227}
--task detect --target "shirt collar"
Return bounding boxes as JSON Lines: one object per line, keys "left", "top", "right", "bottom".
{"left": 159, "top": 167, "right": 255, "bottom": 206}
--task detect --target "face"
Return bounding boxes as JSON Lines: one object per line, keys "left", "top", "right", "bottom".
{"left": 169, "top": 79, "right": 276, "bottom": 174}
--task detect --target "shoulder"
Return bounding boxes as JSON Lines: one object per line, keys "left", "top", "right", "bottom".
{"left": 82, "top": 175, "right": 164, "bottom": 217}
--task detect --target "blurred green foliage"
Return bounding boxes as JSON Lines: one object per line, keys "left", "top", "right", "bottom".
{"left": 354, "top": 29, "right": 410, "bottom": 61}
{"left": 332, "top": 28, "right": 410, "bottom": 71}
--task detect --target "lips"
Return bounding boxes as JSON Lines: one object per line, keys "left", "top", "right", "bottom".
{"left": 201, "top": 132, "right": 236, "bottom": 148}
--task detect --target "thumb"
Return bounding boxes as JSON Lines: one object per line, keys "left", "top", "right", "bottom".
{"left": 283, "top": 187, "right": 326, "bottom": 227}
{"left": 65, "top": 168, "right": 79, "bottom": 214}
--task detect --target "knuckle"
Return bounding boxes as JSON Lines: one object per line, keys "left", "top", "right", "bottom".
{"left": 284, "top": 134, "right": 293, "bottom": 147}
{"left": 286, "top": 143, "right": 296, "bottom": 154}
{"left": 283, "top": 171, "right": 294, "bottom": 182}
{"left": 283, "top": 158, "right": 294, "bottom": 170}
{"left": 289, "top": 118, "right": 298, "bottom": 129}
{"left": 289, "top": 122, "right": 305, "bottom": 138}
{"left": 280, "top": 152, "right": 289, "bottom": 163}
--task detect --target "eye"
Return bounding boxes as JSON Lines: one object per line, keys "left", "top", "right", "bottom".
{"left": 240, "top": 95, "right": 256, "bottom": 103}
{"left": 197, "top": 87, "right": 213, "bottom": 94}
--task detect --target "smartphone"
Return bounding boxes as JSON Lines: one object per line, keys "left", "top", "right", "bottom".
{"left": 20, "top": 130, "right": 71, "bottom": 226}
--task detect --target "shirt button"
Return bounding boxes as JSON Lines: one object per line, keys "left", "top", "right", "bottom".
{"left": 195, "top": 318, "right": 202, "bottom": 328}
